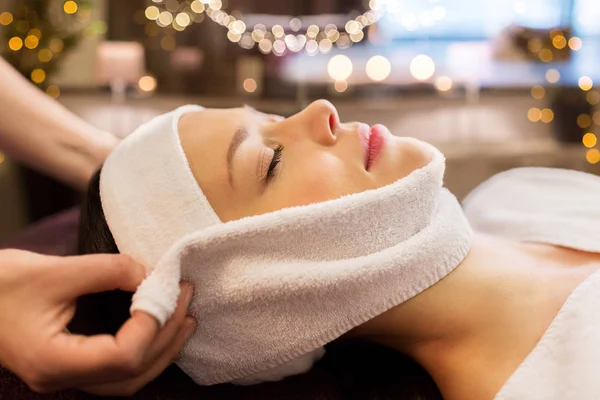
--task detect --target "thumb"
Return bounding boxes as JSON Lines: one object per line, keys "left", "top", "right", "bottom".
{"left": 51, "top": 254, "right": 147, "bottom": 299}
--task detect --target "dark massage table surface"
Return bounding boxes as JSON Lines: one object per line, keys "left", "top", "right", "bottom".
{"left": 1, "top": 208, "right": 440, "bottom": 400}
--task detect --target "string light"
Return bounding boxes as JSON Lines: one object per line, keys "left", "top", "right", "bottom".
{"left": 144, "top": 0, "right": 384, "bottom": 55}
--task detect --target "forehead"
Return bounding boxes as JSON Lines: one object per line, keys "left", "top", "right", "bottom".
{"left": 178, "top": 107, "right": 247, "bottom": 145}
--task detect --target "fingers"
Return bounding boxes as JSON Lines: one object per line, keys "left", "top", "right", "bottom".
{"left": 80, "top": 316, "right": 197, "bottom": 397}
{"left": 51, "top": 254, "right": 146, "bottom": 299}
{"left": 47, "top": 310, "right": 160, "bottom": 385}
{"left": 143, "top": 282, "right": 194, "bottom": 361}
{"left": 40, "top": 283, "right": 195, "bottom": 392}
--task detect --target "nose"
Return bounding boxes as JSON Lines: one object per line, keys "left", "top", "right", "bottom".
{"left": 285, "top": 99, "right": 339, "bottom": 146}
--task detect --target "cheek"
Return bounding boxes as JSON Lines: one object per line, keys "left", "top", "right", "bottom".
{"left": 276, "top": 154, "right": 360, "bottom": 208}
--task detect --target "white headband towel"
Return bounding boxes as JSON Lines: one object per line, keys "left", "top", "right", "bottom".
{"left": 100, "top": 105, "right": 220, "bottom": 320}
{"left": 100, "top": 105, "right": 473, "bottom": 386}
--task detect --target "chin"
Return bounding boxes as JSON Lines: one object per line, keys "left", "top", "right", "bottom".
{"left": 371, "top": 138, "right": 431, "bottom": 183}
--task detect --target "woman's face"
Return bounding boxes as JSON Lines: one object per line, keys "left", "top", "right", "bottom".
{"left": 178, "top": 99, "right": 432, "bottom": 222}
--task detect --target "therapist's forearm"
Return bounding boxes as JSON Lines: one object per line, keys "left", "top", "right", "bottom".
{"left": 0, "top": 57, "right": 117, "bottom": 190}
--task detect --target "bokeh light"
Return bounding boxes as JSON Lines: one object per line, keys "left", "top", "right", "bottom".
{"left": 586, "top": 149, "right": 600, "bottom": 164}
{"left": 540, "top": 108, "right": 554, "bottom": 123}
{"left": 8, "top": 37, "right": 23, "bottom": 51}
{"left": 24, "top": 35, "right": 39, "bottom": 49}
{"left": 138, "top": 76, "right": 157, "bottom": 92}
{"left": 579, "top": 76, "right": 593, "bottom": 91}
{"left": 434, "top": 76, "right": 453, "bottom": 92}
{"left": 0, "top": 12, "right": 13, "bottom": 26}
{"left": 45, "top": 85, "right": 60, "bottom": 99}
{"left": 30, "top": 69, "right": 46, "bottom": 84}
{"left": 410, "top": 54, "right": 435, "bottom": 81}
{"left": 538, "top": 49, "right": 553, "bottom": 62}
{"left": 0, "top": 152, "right": 4, "bottom": 164}
{"left": 28, "top": 28, "right": 42, "bottom": 38}
{"left": 587, "top": 91, "right": 600, "bottom": 105}
{"left": 319, "top": 39, "right": 333, "bottom": 53}
{"left": 365, "top": 55, "right": 391, "bottom": 82}
{"left": 63, "top": 1, "right": 78, "bottom": 14}
{"left": 577, "top": 114, "right": 592, "bottom": 128}
{"left": 49, "top": 38, "right": 64, "bottom": 53}
{"left": 334, "top": 80, "right": 348, "bottom": 93}
{"left": 583, "top": 133, "right": 597, "bottom": 148}
{"left": 528, "top": 38, "right": 542, "bottom": 53}
{"left": 546, "top": 69, "right": 560, "bottom": 84}
{"left": 160, "top": 36, "right": 176, "bottom": 51}
{"left": 191, "top": 1, "right": 205, "bottom": 13}
{"left": 531, "top": 85, "right": 545, "bottom": 99}
{"left": 38, "top": 49, "right": 53, "bottom": 62}
{"left": 552, "top": 35, "right": 567, "bottom": 49}
{"left": 569, "top": 37, "right": 583, "bottom": 51}
{"left": 159, "top": 11, "right": 174, "bottom": 26}
{"left": 327, "top": 54, "right": 353, "bottom": 81}
{"left": 527, "top": 107, "right": 542, "bottom": 122}
{"left": 243, "top": 78, "right": 257, "bottom": 93}
{"left": 145, "top": 6, "right": 160, "bottom": 20}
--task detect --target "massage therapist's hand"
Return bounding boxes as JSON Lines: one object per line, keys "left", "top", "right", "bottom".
{"left": 0, "top": 249, "right": 197, "bottom": 396}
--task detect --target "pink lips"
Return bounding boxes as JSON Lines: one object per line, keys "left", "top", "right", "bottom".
{"left": 365, "top": 124, "right": 388, "bottom": 171}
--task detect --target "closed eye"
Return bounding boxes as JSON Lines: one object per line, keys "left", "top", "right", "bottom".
{"left": 266, "top": 145, "right": 283, "bottom": 181}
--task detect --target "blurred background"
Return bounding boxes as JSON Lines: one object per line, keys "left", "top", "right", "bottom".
{"left": 1, "top": 0, "right": 600, "bottom": 242}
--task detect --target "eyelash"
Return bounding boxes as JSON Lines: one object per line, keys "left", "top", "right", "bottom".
{"left": 266, "top": 145, "right": 283, "bottom": 181}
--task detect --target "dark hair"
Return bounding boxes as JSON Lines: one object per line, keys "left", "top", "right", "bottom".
{"left": 68, "top": 168, "right": 132, "bottom": 336}
{"left": 70, "top": 167, "right": 443, "bottom": 400}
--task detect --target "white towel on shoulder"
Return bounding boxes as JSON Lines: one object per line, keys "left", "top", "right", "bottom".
{"left": 462, "top": 167, "right": 600, "bottom": 400}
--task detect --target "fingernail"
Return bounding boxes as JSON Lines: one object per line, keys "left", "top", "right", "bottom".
{"left": 183, "top": 283, "right": 194, "bottom": 304}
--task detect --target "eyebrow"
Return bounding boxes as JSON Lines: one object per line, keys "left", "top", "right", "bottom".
{"left": 227, "top": 127, "right": 249, "bottom": 186}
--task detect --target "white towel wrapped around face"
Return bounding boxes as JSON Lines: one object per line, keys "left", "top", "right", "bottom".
{"left": 100, "top": 105, "right": 474, "bottom": 386}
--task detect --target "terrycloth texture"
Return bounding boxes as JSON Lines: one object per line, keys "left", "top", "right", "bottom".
{"left": 462, "top": 167, "right": 600, "bottom": 400}
{"left": 130, "top": 142, "right": 473, "bottom": 386}
{"left": 100, "top": 105, "right": 221, "bottom": 323}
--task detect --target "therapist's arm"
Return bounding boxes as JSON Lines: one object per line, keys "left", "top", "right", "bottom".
{"left": 0, "top": 57, "right": 118, "bottom": 190}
